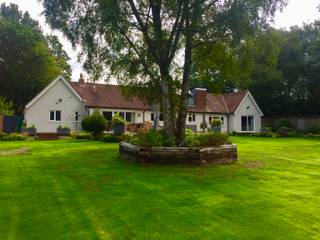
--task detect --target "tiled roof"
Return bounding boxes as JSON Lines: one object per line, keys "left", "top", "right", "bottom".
{"left": 69, "top": 82, "right": 248, "bottom": 114}
{"left": 222, "top": 90, "right": 248, "bottom": 113}
{"left": 69, "top": 82, "right": 150, "bottom": 110}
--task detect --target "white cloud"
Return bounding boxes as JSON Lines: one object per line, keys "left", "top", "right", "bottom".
{"left": 0, "top": 0, "right": 85, "bottom": 81}
{"left": 273, "top": 0, "right": 320, "bottom": 29}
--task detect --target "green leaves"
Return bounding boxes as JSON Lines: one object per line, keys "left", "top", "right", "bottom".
{"left": 0, "top": 97, "right": 14, "bottom": 116}
{"left": 0, "top": 3, "right": 71, "bottom": 112}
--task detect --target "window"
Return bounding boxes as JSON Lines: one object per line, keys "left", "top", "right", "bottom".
{"left": 187, "top": 97, "right": 194, "bottom": 106}
{"left": 188, "top": 113, "right": 196, "bottom": 122}
{"left": 74, "top": 112, "right": 80, "bottom": 122}
{"left": 220, "top": 117, "right": 224, "bottom": 126}
{"left": 159, "top": 113, "right": 164, "bottom": 121}
{"left": 241, "top": 116, "right": 254, "bottom": 131}
{"left": 151, "top": 113, "right": 164, "bottom": 121}
{"left": 49, "top": 110, "right": 61, "bottom": 122}
{"left": 125, "top": 112, "right": 135, "bottom": 122}
{"left": 102, "top": 111, "right": 112, "bottom": 121}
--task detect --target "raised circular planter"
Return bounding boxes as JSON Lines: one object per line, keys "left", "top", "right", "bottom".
{"left": 119, "top": 142, "right": 237, "bottom": 165}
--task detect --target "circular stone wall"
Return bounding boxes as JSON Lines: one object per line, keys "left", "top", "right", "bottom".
{"left": 119, "top": 142, "right": 237, "bottom": 165}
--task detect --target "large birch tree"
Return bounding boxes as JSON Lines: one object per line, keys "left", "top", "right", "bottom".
{"left": 41, "top": 0, "right": 287, "bottom": 145}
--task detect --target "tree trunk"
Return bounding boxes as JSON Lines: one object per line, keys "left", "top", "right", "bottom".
{"left": 160, "top": 71, "right": 176, "bottom": 135}
{"left": 176, "top": 14, "right": 192, "bottom": 146}
{"left": 152, "top": 102, "right": 160, "bottom": 130}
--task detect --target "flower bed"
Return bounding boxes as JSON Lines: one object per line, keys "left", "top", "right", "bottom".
{"left": 119, "top": 142, "right": 237, "bottom": 165}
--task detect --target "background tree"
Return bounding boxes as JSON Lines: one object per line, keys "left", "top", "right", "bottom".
{"left": 0, "top": 97, "right": 14, "bottom": 116}
{"left": 41, "top": 0, "right": 287, "bottom": 144}
{"left": 0, "top": 3, "right": 71, "bottom": 112}
{"left": 249, "top": 23, "right": 320, "bottom": 116}
{"left": 47, "top": 35, "right": 72, "bottom": 80}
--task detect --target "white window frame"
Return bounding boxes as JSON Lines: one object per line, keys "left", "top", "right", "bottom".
{"left": 220, "top": 116, "right": 225, "bottom": 126}
{"left": 188, "top": 113, "right": 196, "bottom": 123}
{"left": 241, "top": 115, "right": 254, "bottom": 132}
{"left": 125, "top": 112, "right": 135, "bottom": 123}
{"left": 49, "top": 110, "right": 62, "bottom": 122}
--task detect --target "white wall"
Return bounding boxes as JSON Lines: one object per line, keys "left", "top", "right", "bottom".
{"left": 25, "top": 80, "right": 87, "bottom": 133}
{"left": 230, "top": 94, "right": 262, "bottom": 133}
{"left": 185, "top": 113, "right": 228, "bottom": 133}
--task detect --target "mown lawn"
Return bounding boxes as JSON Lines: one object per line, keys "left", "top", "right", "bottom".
{"left": 0, "top": 137, "right": 319, "bottom": 240}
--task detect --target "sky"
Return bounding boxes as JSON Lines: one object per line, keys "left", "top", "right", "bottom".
{"left": 1, "top": 0, "right": 320, "bottom": 81}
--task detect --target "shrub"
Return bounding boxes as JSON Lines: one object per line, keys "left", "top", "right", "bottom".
{"left": 304, "top": 133, "right": 320, "bottom": 138}
{"left": 261, "top": 127, "right": 272, "bottom": 133}
{"left": 128, "top": 129, "right": 175, "bottom": 147}
{"left": 0, "top": 132, "right": 7, "bottom": 140}
{"left": 185, "top": 128, "right": 195, "bottom": 146}
{"left": 1, "top": 133, "right": 27, "bottom": 141}
{"left": 158, "top": 129, "right": 176, "bottom": 147}
{"left": 211, "top": 119, "right": 222, "bottom": 127}
{"left": 135, "top": 129, "right": 165, "bottom": 147}
{"left": 187, "top": 132, "right": 229, "bottom": 147}
{"left": 71, "top": 132, "right": 93, "bottom": 140}
{"left": 305, "top": 125, "right": 320, "bottom": 134}
{"left": 81, "top": 113, "right": 106, "bottom": 138}
{"left": 276, "top": 126, "right": 299, "bottom": 137}
{"left": 57, "top": 125, "right": 70, "bottom": 130}
{"left": 112, "top": 113, "right": 125, "bottom": 127}
{"left": 276, "top": 119, "right": 294, "bottom": 129}
{"left": 102, "top": 134, "right": 122, "bottom": 143}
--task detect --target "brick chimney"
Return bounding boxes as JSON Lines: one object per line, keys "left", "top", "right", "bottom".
{"left": 79, "top": 73, "right": 85, "bottom": 84}
{"left": 194, "top": 88, "right": 207, "bottom": 107}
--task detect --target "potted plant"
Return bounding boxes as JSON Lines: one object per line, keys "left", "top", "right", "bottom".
{"left": 22, "top": 123, "right": 37, "bottom": 136}
{"left": 210, "top": 119, "right": 222, "bottom": 133}
{"left": 57, "top": 126, "right": 71, "bottom": 135}
{"left": 112, "top": 113, "right": 125, "bottom": 135}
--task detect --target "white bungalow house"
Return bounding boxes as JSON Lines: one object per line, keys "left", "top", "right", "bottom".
{"left": 24, "top": 75, "right": 263, "bottom": 133}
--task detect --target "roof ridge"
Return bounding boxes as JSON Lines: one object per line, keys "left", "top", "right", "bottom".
{"left": 221, "top": 95, "right": 229, "bottom": 114}
{"left": 70, "top": 81, "right": 119, "bottom": 87}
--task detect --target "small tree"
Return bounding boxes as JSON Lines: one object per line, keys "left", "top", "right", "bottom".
{"left": 81, "top": 113, "right": 106, "bottom": 138}
{"left": 0, "top": 97, "right": 14, "bottom": 116}
{"left": 112, "top": 113, "right": 125, "bottom": 135}
{"left": 211, "top": 119, "right": 222, "bottom": 127}
{"left": 211, "top": 119, "right": 222, "bottom": 133}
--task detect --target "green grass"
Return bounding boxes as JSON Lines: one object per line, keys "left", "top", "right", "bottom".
{"left": 0, "top": 137, "right": 319, "bottom": 240}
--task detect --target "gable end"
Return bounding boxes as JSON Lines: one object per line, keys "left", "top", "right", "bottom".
{"left": 25, "top": 75, "right": 83, "bottom": 109}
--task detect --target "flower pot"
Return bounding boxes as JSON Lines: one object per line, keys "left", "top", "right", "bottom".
{"left": 112, "top": 125, "right": 125, "bottom": 135}
{"left": 23, "top": 128, "right": 36, "bottom": 136}
{"left": 57, "top": 129, "right": 71, "bottom": 135}
{"left": 211, "top": 126, "right": 221, "bottom": 133}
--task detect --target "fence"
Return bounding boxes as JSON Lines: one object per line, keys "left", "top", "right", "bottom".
{"left": 0, "top": 115, "right": 24, "bottom": 133}
{"left": 262, "top": 116, "right": 320, "bottom": 132}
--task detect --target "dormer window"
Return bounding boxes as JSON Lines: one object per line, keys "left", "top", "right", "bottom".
{"left": 187, "top": 97, "right": 194, "bottom": 106}
{"left": 187, "top": 90, "right": 195, "bottom": 106}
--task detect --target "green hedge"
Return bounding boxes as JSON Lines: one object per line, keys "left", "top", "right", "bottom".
{"left": 0, "top": 133, "right": 27, "bottom": 141}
